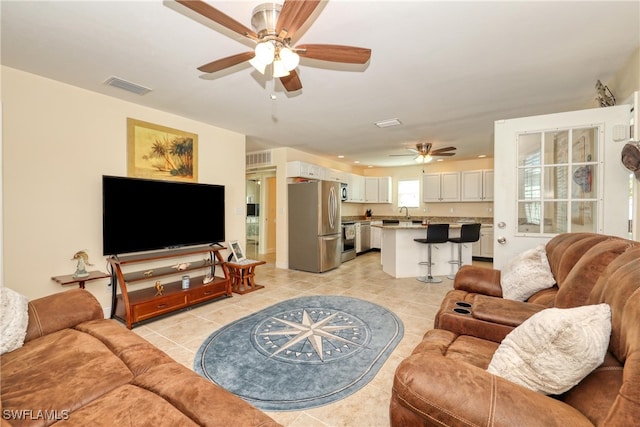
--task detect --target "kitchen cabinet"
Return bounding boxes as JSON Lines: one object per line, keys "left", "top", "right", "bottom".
{"left": 325, "top": 168, "right": 347, "bottom": 183}
{"left": 286, "top": 161, "right": 324, "bottom": 179}
{"left": 378, "top": 176, "right": 392, "bottom": 203}
{"left": 365, "top": 177, "right": 378, "bottom": 203}
{"left": 348, "top": 173, "right": 365, "bottom": 202}
{"left": 355, "top": 222, "right": 362, "bottom": 253}
{"left": 365, "top": 176, "right": 392, "bottom": 203}
{"left": 472, "top": 226, "right": 494, "bottom": 259}
{"left": 480, "top": 227, "right": 494, "bottom": 258}
{"left": 371, "top": 221, "right": 382, "bottom": 249}
{"left": 461, "top": 169, "right": 494, "bottom": 201}
{"left": 422, "top": 172, "right": 460, "bottom": 202}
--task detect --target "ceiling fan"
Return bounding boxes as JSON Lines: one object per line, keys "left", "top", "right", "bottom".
{"left": 391, "top": 142, "right": 457, "bottom": 163}
{"left": 175, "top": 0, "right": 372, "bottom": 92}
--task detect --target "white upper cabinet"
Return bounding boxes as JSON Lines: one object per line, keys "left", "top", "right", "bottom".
{"left": 365, "top": 177, "right": 379, "bottom": 203}
{"left": 325, "top": 168, "right": 347, "bottom": 183}
{"left": 348, "top": 173, "right": 365, "bottom": 202}
{"left": 423, "top": 172, "right": 460, "bottom": 202}
{"left": 286, "top": 161, "right": 324, "bottom": 179}
{"left": 378, "top": 176, "right": 392, "bottom": 203}
{"left": 461, "top": 169, "right": 494, "bottom": 201}
{"left": 364, "top": 176, "right": 392, "bottom": 203}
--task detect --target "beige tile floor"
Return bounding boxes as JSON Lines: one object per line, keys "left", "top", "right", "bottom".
{"left": 132, "top": 251, "right": 491, "bottom": 427}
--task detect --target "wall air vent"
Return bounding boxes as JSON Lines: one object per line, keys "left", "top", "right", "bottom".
{"left": 104, "top": 76, "right": 152, "bottom": 95}
{"left": 246, "top": 150, "right": 273, "bottom": 168}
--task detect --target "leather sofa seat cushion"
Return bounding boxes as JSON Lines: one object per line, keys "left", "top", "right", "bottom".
{"left": 1, "top": 327, "right": 134, "bottom": 417}
{"left": 75, "top": 320, "right": 175, "bottom": 375}
{"left": 412, "top": 329, "right": 498, "bottom": 369}
{"left": 133, "top": 364, "right": 279, "bottom": 426}
{"left": 58, "top": 384, "right": 199, "bottom": 427}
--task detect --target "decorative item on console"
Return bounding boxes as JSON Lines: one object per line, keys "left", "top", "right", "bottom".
{"left": 71, "top": 250, "right": 92, "bottom": 278}
{"left": 154, "top": 281, "right": 164, "bottom": 296}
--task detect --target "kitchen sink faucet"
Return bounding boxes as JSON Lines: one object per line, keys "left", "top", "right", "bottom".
{"left": 400, "top": 206, "right": 409, "bottom": 219}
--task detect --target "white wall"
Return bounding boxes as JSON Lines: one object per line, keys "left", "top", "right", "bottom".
{"left": 2, "top": 66, "right": 246, "bottom": 309}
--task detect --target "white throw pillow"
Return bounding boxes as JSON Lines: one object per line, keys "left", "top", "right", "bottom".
{"left": 1, "top": 287, "right": 30, "bottom": 354}
{"left": 501, "top": 244, "right": 555, "bottom": 301}
{"left": 487, "top": 304, "right": 611, "bottom": 395}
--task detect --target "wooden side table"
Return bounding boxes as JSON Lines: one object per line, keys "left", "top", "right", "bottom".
{"left": 226, "top": 260, "right": 266, "bottom": 294}
{"left": 52, "top": 270, "right": 110, "bottom": 289}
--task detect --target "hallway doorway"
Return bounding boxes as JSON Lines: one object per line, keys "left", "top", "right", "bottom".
{"left": 245, "top": 168, "right": 276, "bottom": 262}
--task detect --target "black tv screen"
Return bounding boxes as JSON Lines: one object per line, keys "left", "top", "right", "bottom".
{"left": 102, "top": 175, "right": 225, "bottom": 255}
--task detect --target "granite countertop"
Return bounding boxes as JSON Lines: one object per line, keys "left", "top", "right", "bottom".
{"left": 342, "top": 216, "right": 493, "bottom": 226}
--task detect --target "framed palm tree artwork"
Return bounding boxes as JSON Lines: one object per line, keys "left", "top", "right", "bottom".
{"left": 127, "top": 118, "right": 198, "bottom": 182}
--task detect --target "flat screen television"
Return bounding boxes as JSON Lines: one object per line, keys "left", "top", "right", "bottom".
{"left": 102, "top": 175, "right": 225, "bottom": 255}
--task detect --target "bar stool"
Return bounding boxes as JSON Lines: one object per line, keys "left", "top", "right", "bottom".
{"left": 414, "top": 223, "right": 450, "bottom": 283}
{"left": 447, "top": 223, "right": 482, "bottom": 279}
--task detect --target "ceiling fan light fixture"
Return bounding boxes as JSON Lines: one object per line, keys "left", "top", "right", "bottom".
{"left": 254, "top": 41, "right": 275, "bottom": 63}
{"left": 272, "top": 58, "right": 290, "bottom": 78}
{"left": 249, "top": 57, "right": 267, "bottom": 74}
{"left": 415, "top": 154, "right": 433, "bottom": 163}
{"left": 279, "top": 47, "right": 300, "bottom": 71}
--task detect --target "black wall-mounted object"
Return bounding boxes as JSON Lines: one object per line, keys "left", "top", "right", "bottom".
{"left": 102, "top": 175, "right": 225, "bottom": 255}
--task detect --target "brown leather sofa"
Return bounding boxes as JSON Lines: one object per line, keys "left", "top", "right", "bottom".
{"left": 1, "top": 288, "right": 281, "bottom": 427}
{"left": 391, "top": 233, "right": 640, "bottom": 426}
{"left": 435, "top": 233, "right": 631, "bottom": 342}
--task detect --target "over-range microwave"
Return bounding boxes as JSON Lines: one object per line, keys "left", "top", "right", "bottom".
{"left": 340, "top": 183, "right": 348, "bottom": 201}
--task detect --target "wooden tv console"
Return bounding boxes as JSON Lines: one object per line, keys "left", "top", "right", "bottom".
{"left": 108, "top": 245, "right": 231, "bottom": 329}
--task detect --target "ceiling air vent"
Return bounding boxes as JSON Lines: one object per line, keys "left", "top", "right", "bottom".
{"left": 246, "top": 150, "right": 273, "bottom": 168}
{"left": 104, "top": 76, "right": 152, "bottom": 95}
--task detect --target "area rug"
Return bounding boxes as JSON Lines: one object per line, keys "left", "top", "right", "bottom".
{"left": 194, "top": 295, "right": 404, "bottom": 411}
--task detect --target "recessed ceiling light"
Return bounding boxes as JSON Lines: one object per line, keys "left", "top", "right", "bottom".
{"left": 338, "top": 155, "right": 344, "bottom": 158}
{"left": 374, "top": 118, "right": 402, "bottom": 128}
{"left": 368, "top": 165, "right": 373, "bottom": 168}
{"left": 354, "top": 160, "right": 360, "bottom": 164}
{"left": 478, "top": 154, "right": 487, "bottom": 158}
{"left": 436, "top": 159, "right": 444, "bottom": 162}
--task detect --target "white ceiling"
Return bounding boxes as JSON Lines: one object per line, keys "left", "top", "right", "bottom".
{"left": 2, "top": 1, "right": 639, "bottom": 167}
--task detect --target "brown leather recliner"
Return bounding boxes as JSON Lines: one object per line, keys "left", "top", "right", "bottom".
{"left": 434, "top": 233, "right": 632, "bottom": 342}
{"left": 390, "top": 237, "right": 640, "bottom": 427}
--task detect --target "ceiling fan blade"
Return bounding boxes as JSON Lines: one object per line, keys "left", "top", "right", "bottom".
{"left": 389, "top": 154, "right": 417, "bottom": 157}
{"left": 280, "top": 69, "right": 303, "bottom": 92}
{"left": 197, "top": 51, "right": 255, "bottom": 73}
{"left": 432, "top": 152, "right": 456, "bottom": 156}
{"left": 431, "top": 146, "right": 457, "bottom": 154}
{"left": 296, "top": 44, "right": 371, "bottom": 64}
{"left": 277, "top": 0, "right": 321, "bottom": 40}
{"left": 176, "top": 0, "right": 257, "bottom": 39}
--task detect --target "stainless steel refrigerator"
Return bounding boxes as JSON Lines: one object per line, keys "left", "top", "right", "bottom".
{"left": 288, "top": 180, "right": 342, "bottom": 273}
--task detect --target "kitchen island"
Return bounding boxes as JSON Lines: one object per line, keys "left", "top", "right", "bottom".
{"left": 374, "top": 222, "right": 470, "bottom": 279}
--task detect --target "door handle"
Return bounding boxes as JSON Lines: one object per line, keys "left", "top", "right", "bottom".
{"left": 497, "top": 237, "right": 507, "bottom": 244}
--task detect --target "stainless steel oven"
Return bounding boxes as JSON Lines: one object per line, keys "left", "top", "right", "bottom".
{"left": 341, "top": 222, "right": 356, "bottom": 262}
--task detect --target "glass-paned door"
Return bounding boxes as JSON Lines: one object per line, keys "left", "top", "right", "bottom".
{"left": 516, "top": 127, "right": 599, "bottom": 235}
{"left": 493, "top": 104, "right": 631, "bottom": 269}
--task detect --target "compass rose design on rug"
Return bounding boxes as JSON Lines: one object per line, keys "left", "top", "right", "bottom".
{"left": 254, "top": 307, "right": 368, "bottom": 363}
{"left": 194, "top": 295, "right": 404, "bottom": 411}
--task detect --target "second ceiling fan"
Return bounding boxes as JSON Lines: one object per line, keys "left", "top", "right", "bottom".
{"left": 175, "top": 0, "right": 372, "bottom": 92}
{"left": 391, "top": 142, "right": 457, "bottom": 163}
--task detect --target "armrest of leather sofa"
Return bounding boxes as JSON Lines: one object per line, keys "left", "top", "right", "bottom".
{"left": 24, "top": 288, "right": 104, "bottom": 343}
{"left": 392, "top": 353, "right": 594, "bottom": 427}
{"left": 453, "top": 265, "right": 502, "bottom": 297}
{"left": 472, "top": 294, "right": 546, "bottom": 327}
